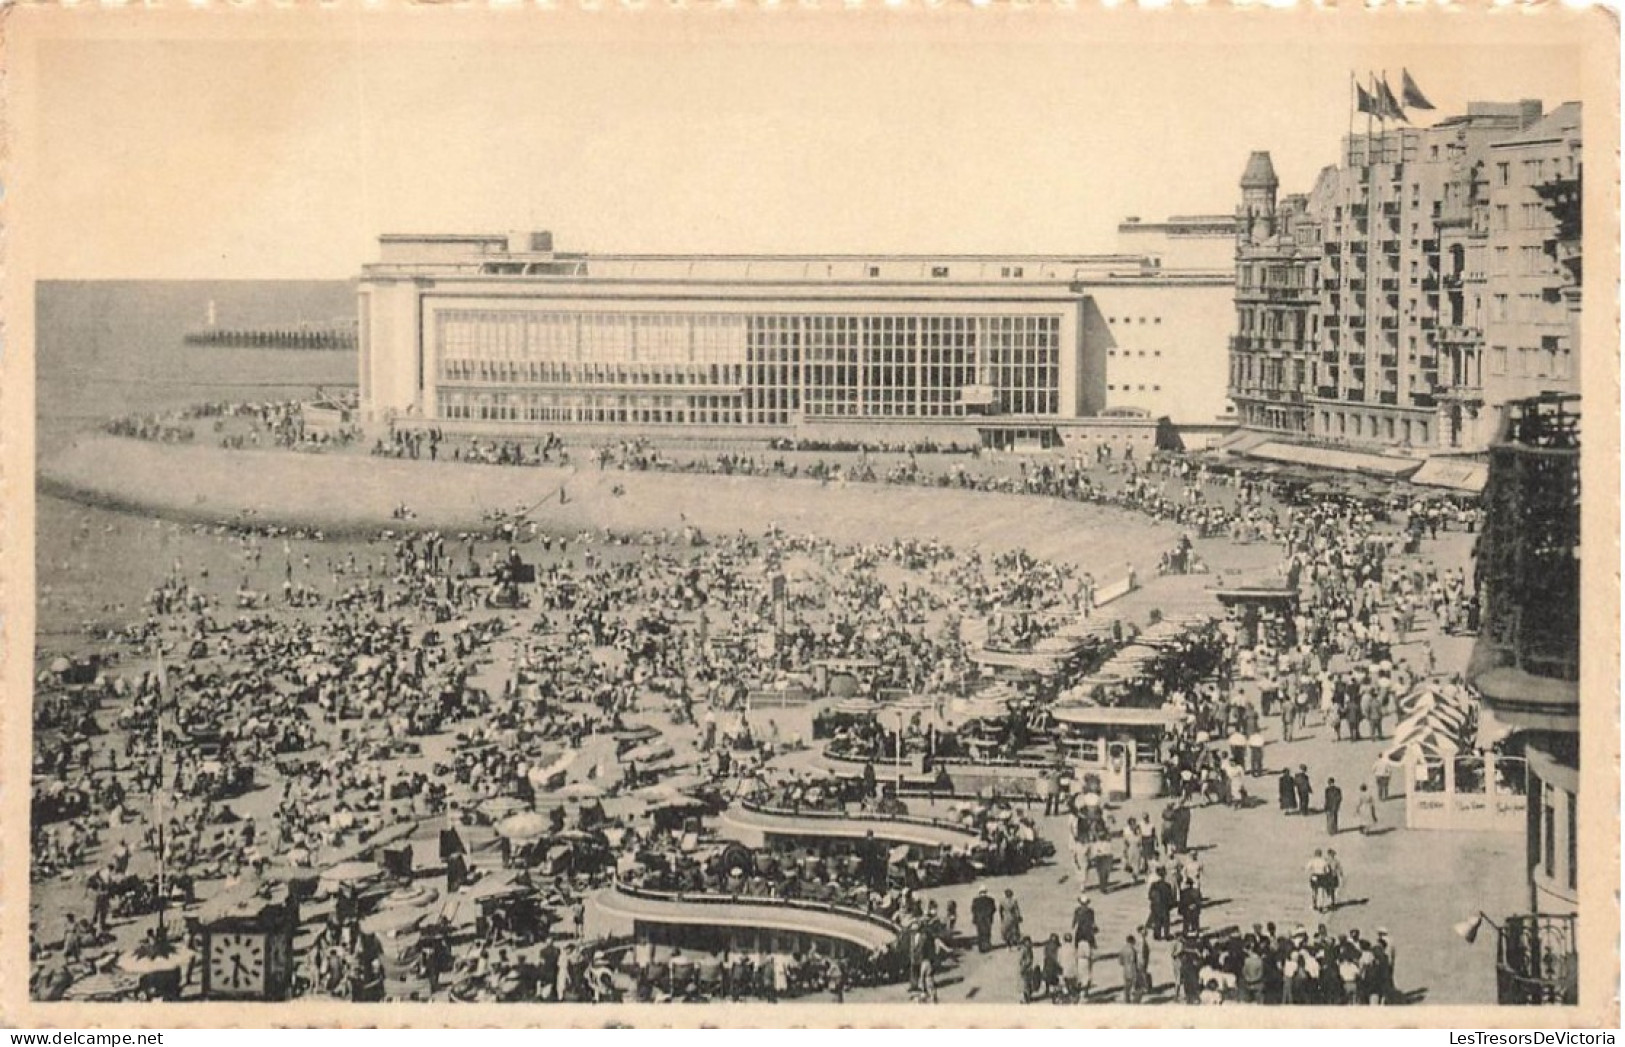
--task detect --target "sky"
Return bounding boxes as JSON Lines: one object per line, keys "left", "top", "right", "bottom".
{"left": 15, "top": 6, "right": 1600, "bottom": 279}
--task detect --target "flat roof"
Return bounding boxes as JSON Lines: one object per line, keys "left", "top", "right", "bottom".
{"left": 593, "top": 887, "right": 899, "bottom": 951}
{"left": 1051, "top": 705, "right": 1187, "bottom": 728}
{"left": 719, "top": 806, "right": 980, "bottom": 849}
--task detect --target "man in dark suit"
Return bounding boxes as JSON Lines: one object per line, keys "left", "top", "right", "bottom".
{"left": 970, "top": 886, "right": 997, "bottom": 953}
{"left": 1293, "top": 765, "right": 1314, "bottom": 816}
{"left": 1323, "top": 777, "right": 1344, "bottom": 835}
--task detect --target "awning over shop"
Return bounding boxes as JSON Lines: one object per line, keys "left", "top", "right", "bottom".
{"left": 1409, "top": 456, "right": 1489, "bottom": 493}
{"left": 1248, "top": 441, "right": 1423, "bottom": 479}
{"left": 1209, "top": 428, "right": 1275, "bottom": 456}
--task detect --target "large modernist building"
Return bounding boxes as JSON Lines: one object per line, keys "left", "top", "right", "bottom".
{"left": 358, "top": 219, "right": 1236, "bottom": 448}
{"left": 1229, "top": 100, "right": 1582, "bottom": 455}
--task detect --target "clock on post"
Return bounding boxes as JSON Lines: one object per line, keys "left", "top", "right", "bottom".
{"left": 200, "top": 913, "right": 295, "bottom": 1001}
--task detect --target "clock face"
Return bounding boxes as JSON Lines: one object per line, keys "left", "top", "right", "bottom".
{"left": 207, "top": 931, "right": 267, "bottom": 997}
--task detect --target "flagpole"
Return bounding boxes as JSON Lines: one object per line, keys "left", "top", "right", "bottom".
{"left": 1348, "top": 71, "right": 1356, "bottom": 166}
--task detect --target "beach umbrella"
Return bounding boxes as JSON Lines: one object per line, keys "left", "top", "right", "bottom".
{"left": 477, "top": 796, "right": 528, "bottom": 821}
{"left": 118, "top": 948, "right": 196, "bottom": 977}
{"left": 494, "top": 811, "right": 551, "bottom": 841}
{"left": 319, "top": 860, "right": 381, "bottom": 886}
{"left": 623, "top": 742, "right": 674, "bottom": 764}
{"left": 361, "top": 906, "right": 427, "bottom": 937}
{"left": 50, "top": 657, "right": 71, "bottom": 674}
{"left": 464, "top": 871, "right": 528, "bottom": 901}
{"left": 556, "top": 781, "right": 604, "bottom": 801}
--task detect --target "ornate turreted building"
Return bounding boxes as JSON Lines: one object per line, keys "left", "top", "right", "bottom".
{"left": 1229, "top": 100, "right": 1582, "bottom": 458}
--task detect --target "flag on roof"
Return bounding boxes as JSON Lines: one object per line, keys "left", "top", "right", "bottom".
{"left": 1377, "top": 77, "right": 1408, "bottom": 122}
{"left": 1356, "top": 82, "right": 1379, "bottom": 117}
{"left": 1401, "top": 69, "right": 1436, "bottom": 111}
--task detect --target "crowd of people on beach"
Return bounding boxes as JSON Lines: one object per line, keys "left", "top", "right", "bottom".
{"left": 34, "top": 417, "right": 1485, "bottom": 1004}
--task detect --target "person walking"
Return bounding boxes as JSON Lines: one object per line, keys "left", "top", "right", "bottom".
{"left": 1248, "top": 730, "right": 1265, "bottom": 777}
{"left": 1306, "top": 849, "right": 1330, "bottom": 912}
{"left": 1278, "top": 768, "right": 1298, "bottom": 813}
{"left": 1071, "top": 901, "right": 1097, "bottom": 998}
{"left": 1017, "top": 937, "right": 1037, "bottom": 1003}
{"left": 1119, "top": 935, "right": 1144, "bottom": 1003}
{"left": 970, "top": 887, "right": 996, "bottom": 953}
{"left": 1354, "top": 784, "right": 1379, "bottom": 834}
{"left": 1293, "top": 765, "right": 1313, "bottom": 816}
{"left": 1324, "top": 778, "right": 1344, "bottom": 836}
{"left": 1042, "top": 933, "right": 1064, "bottom": 1002}
{"left": 999, "top": 889, "right": 1024, "bottom": 949}
{"left": 1325, "top": 849, "right": 1345, "bottom": 910}
{"left": 1147, "top": 869, "right": 1176, "bottom": 941}
{"left": 1373, "top": 758, "right": 1393, "bottom": 802}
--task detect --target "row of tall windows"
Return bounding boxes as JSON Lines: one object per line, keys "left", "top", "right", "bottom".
{"left": 435, "top": 309, "right": 1065, "bottom": 426}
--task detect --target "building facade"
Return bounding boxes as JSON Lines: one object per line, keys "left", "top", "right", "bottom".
{"left": 1229, "top": 100, "right": 1583, "bottom": 455}
{"left": 1467, "top": 394, "right": 1580, "bottom": 1004}
{"left": 359, "top": 225, "right": 1235, "bottom": 446}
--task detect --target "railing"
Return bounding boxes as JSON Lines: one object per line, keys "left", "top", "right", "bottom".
{"left": 611, "top": 880, "right": 904, "bottom": 937}
{"left": 1496, "top": 913, "right": 1577, "bottom": 1005}
{"left": 737, "top": 797, "right": 981, "bottom": 839}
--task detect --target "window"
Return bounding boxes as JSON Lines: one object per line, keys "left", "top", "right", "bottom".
{"left": 1543, "top": 785, "right": 1557, "bottom": 879}
{"left": 867, "top": 266, "right": 880, "bottom": 278}
{"left": 1567, "top": 793, "right": 1578, "bottom": 891}
{"left": 931, "top": 267, "right": 949, "bottom": 278}
{"left": 1490, "top": 346, "right": 1508, "bottom": 375}
{"left": 1497, "top": 162, "right": 1510, "bottom": 187}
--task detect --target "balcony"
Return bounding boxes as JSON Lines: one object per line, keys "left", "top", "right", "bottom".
{"left": 1378, "top": 391, "right": 1399, "bottom": 405}
{"left": 1422, "top": 239, "right": 1440, "bottom": 253}
{"left": 1438, "top": 383, "right": 1485, "bottom": 403}
{"left": 1345, "top": 388, "right": 1367, "bottom": 402}
{"left": 1495, "top": 914, "right": 1577, "bottom": 1006}
{"left": 1421, "top": 275, "right": 1440, "bottom": 292}
{"left": 1380, "top": 278, "right": 1400, "bottom": 293}
{"left": 1379, "top": 354, "right": 1399, "bottom": 369}
{"left": 1315, "top": 386, "right": 1340, "bottom": 399}
{"left": 1443, "top": 272, "right": 1464, "bottom": 289}
{"left": 1439, "top": 325, "right": 1483, "bottom": 346}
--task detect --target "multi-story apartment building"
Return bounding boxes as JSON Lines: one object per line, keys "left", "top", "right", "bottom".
{"left": 1230, "top": 153, "right": 1322, "bottom": 435}
{"left": 1231, "top": 100, "right": 1583, "bottom": 456}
